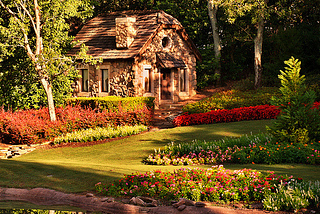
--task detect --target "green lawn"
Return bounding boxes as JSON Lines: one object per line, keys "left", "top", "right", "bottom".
{"left": 0, "top": 119, "right": 319, "bottom": 193}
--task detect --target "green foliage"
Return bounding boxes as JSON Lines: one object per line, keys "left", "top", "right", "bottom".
{"left": 0, "top": 0, "right": 93, "bottom": 111}
{"left": 263, "top": 180, "right": 320, "bottom": 212}
{"left": 53, "top": 125, "right": 148, "bottom": 144}
{"left": 267, "top": 57, "right": 320, "bottom": 143}
{"left": 183, "top": 87, "right": 279, "bottom": 114}
{"left": 66, "top": 96, "right": 155, "bottom": 112}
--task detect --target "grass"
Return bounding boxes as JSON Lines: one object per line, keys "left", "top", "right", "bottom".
{"left": 0, "top": 119, "right": 319, "bottom": 194}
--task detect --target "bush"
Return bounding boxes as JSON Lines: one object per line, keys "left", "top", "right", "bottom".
{"left": 0, "top": 105, "right": 153, "bottom": 145}
{"left": 182, "top": 87, "right": 279, "bottom": 114}
{"left": 66, "top": 96, "right": 155, "bottom": 112}
{"left": 267, "top": 57, "right": 320, "bottom": 143}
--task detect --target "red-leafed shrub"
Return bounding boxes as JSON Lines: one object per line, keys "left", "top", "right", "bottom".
{"left": 0, "top": 105, "right": 152, "bottom": 145}
{"left": 173, "top": 102, "right": 320, "bottom": 127}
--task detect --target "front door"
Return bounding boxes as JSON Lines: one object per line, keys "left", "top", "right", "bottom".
{"left": 161, "top": 68, "right": 172, "bottom": 100}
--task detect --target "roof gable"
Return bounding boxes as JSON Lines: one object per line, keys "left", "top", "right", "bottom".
{"left": 69, "top": 10, "right": 201, "bottom": 61}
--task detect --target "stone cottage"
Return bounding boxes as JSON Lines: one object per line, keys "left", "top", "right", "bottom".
{"left": 69, "top": 10, "right": 201, "bottom": 108}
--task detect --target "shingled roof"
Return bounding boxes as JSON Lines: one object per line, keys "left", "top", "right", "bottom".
{"left": 69, "top": 10, "right": 201, "bottom": 60}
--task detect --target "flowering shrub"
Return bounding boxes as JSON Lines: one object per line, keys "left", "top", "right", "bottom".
{"left": 95, "top": 165, "right": 297, "bottom": 203}
{"left": 173, "top": 102, "right": 320, "bottom": 127}
{"left": 173, "top": 104, "right": 280, "bottom": 127}
{"left": 144, "top": 134, "right": 320, "bottom": 166}
{"left": 0, "top": 105, "right": 152, "bottom": 144}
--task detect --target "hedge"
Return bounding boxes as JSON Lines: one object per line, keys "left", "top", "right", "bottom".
{"left": 66, "top": 96, "right": 155, "bottom": 112}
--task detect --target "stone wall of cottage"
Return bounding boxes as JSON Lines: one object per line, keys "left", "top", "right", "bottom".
{"left": 134, "top": 27, "right": 197, "bottom": 106}
{"left": 75, "top": 60, "right": 135, "bottom": 98}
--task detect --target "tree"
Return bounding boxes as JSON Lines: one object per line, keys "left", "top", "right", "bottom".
{"left": 267, "top": 57, "right": 320, "bottom": 143}
{"left": 207, "top": 0, "right": 222, "bottom": 81}
{"left": 0, "top": 0, "right": 93, "bottom": 121}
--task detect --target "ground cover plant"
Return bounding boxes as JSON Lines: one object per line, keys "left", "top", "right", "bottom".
{"left": 0, "top": 105, "right": 152, "bottom": 144}
{"left": 144, "top": 133, "right": 320, "bottom": 166}
{"left": 182, "top": 87, "right": 279, "bottom": 114}
{"left": 95, "top": 165, "right": 293, "bottom": 202}
{"left": 53, "top": 125, "right": 148, "bottom": 144}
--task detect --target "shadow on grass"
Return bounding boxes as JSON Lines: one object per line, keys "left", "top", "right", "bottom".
{"left": 0, "top": 159, "right": 119, "bottom": 193}
{"left": 140, "top": 120, "right": 274, "bottom": 150}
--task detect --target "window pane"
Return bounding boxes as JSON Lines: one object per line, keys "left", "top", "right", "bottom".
{"left": 102, "top": 69, "right": 109, "bottom": 92}
{"left": 143, "top": 68, "right": 151, "bottom": 92}
{"left": 82, "top": 69, "right": 89, "bottom": 92}
{"left": 180, "top": 69, "right": 185, "bottom": 92}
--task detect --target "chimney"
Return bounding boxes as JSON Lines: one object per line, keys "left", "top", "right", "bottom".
{"left": 115, "top": 17, "right": 137, "bottom": 49}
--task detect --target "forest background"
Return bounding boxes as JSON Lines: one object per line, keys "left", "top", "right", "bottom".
{"left": 0, "top": 0, "right": 319, "bottom": 111}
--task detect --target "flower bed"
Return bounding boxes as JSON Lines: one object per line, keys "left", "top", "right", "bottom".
{"left": 0, "top": 105, "right": 152, "bottom": 144}
{"left": 173, "top": 102, "right": 320, "bottom": 127}
{"left": 95, "top": 165, "right": 297, "bottom": 203}
{"left": 144, "top": 134, "right": 320, "bottom": 166}
{"left": 173, "top": 105, "right": 280, "bottom": 127}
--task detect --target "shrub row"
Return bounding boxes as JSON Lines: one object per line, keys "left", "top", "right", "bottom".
{"left": 182, "top": 87, "right": 279, "bottom": 114}
{"left": 0, "top": 105, "right": 152, "bottom": 145}
{"left": 174, "top": 102, "right": 320, "bottom": 127}
{"left": 66, "top": 96, "right": 155, "bottom": 112}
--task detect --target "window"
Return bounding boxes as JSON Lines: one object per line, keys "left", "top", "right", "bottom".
{"left": 180, "top": 69, "right": 187, "bottom": 92}
{"left": 102, "top": 69, "right": 109, "bottom": 92}
{"left": 161, "top": 36, "right": 171, "bottom": 49}
{"left": 81, "top": 69, "right": 89, "bottom": 92}
{"left": 143, "top": 66, "right": 152, "bottom": 93}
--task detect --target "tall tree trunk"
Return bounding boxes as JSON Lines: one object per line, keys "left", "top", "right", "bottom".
{"left": 208, "top": 0, "right": 221, "bottom": 82}
{"left": 40, "top": 77, "right": 57, "bottom": 121}
{"left": 254, "top": 18, "right": 264, "bottom": 89}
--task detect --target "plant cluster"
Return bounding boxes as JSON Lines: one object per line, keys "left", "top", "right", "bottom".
{"left": 53, "top": 125, "right": 148, "bottom": 144}
{"left": 95, "top": 166, "right": 297, "bottom": 203}
{"left": 0, "top": 105, "right": 152, "bottom": 144}
{"left": 182, "top": 87, "right": 279, "bottom": 114}
{"left": 263, "top": 180, "right": 320, "bottom": 212}
{"left": 173, "top": 104, "right": 280, "bottom": 127}
{"left": 144, "top": 134, "right": 320, "bottom": 166}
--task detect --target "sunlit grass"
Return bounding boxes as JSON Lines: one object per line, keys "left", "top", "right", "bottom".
{"left": 0, "top": 119, "right": 318, "bottom": 193}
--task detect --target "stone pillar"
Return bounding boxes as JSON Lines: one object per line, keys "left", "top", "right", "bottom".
{"left": 115, "top": 17, "right": 137, "bottom": 49}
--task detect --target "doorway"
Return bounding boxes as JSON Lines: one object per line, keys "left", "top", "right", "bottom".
{"left": 160, "top": 68, "right": 172, "bottom": 100}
